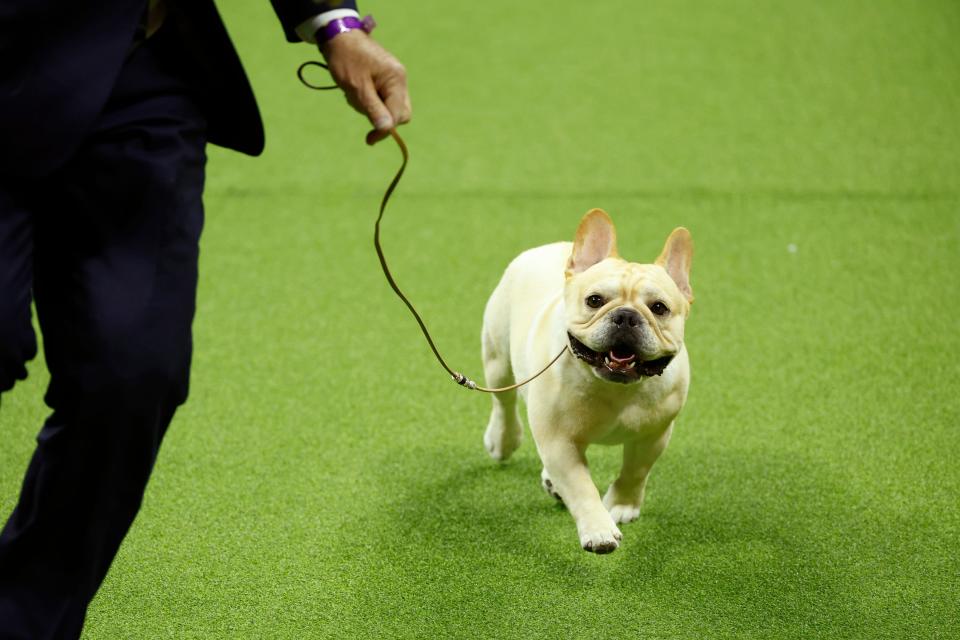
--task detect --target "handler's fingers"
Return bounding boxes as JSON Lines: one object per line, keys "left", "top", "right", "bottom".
{"left": 377, "top": 61, "right": 411, "bottom": 127}
{"left": 365, "top": 128, "right": 391, "bottom": 145}
{"left": 364, "top": 79, "right": 410, "bottom": 145}
{"left": 355, "top": 83, "right": 394, "bottom": 134}
{"left": 384, "top": 82, "right": 412, "bottom": 127}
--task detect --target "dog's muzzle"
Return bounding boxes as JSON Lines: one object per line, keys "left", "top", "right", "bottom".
{"left": 568, "top": 333, "right": 674, "bottom": 380}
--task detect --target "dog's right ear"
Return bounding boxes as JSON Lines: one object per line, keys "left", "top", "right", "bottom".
{"left": 566, "top": 209, "right": 619, "bottom": 278}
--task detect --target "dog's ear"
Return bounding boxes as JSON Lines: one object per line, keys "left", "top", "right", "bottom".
{"left": 566, "top": 209, "right": 619, "bottom": 277}
{"left": 655, "top": 227, "right": 694, "bottom": 303}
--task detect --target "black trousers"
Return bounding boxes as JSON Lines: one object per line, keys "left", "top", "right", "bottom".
{"left": 0, "top": 27, "right": 207, "bottom": 639}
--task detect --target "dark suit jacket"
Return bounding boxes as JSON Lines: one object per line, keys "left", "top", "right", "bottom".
{"left": 0, "top": 0, "right": 356, "bottom": 177}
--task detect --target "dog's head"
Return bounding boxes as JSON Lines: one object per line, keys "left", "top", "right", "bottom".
{"left": 564, "top": 209, "right": 693, "bottom": 384}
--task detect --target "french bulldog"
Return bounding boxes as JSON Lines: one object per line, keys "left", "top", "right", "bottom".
{"left": 481, "top": 209, "right": 693, "bottom": 553}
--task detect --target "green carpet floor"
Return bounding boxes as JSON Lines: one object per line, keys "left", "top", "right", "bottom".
{"left": 2, "top": 1, "right": 958, "bottom": 637}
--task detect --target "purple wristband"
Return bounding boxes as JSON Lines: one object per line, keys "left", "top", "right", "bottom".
{"left": 317, "top": 15, "right": 376, "bottom": 44}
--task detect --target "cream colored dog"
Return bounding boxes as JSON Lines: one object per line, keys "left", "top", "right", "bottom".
{"left": 481, "top": 209, "right": 693, "bottom": 553}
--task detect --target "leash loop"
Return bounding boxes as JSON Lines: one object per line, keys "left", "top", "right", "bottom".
{"left": 298, "top": 62, "right": 568, "bottom": 393}
{"left": 297, "top": 61, "right": 338, "bottom": 91}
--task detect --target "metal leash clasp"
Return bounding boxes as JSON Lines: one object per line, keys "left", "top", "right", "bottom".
{"left": 452, "top": 373, "right": 478, "bottom": 390}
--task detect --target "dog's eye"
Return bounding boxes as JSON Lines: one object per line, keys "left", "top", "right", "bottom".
{"left": 649, "top": 301, "right": 670, "bottom": 316}
{"left": 586, "top": 294, "right": 605, "bottom": 309}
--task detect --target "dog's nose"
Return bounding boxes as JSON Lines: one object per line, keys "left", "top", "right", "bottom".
{"left": 611, "top": 307, "right": 643, "bottom": 328}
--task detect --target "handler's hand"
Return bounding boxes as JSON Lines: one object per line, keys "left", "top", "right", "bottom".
{"left": 321, "top": 30, "right": 411, "bottom": 145}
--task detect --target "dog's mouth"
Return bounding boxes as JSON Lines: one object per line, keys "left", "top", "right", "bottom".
{"left": 568, "top": 333, "right": 674, "bottom": 381}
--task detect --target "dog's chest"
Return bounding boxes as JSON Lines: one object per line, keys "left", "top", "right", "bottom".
{"left": 589, "top": 386, "right": 684, "bottom": 445}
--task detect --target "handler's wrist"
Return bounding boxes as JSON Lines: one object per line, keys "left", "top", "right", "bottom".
{"left": 316, "top": 15, "right": 376, "bottom": 45}
{"left": 295, "top": 9, "right": 361, "bottom": 43}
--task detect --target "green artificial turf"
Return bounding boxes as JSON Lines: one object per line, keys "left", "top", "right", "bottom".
{"left": 2, "top": 0, "right": 959, "bottom": 637}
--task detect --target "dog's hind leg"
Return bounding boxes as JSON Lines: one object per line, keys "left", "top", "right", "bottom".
{"left": 540, "top": 468, "right": 562, "bottom": 500}
{"left": 481, "top": 287, "right": 523, "bottom": 461}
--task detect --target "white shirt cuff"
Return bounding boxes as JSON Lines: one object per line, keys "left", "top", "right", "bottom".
{"left": 295, "top": 9, "right": 362, "bottom": 43}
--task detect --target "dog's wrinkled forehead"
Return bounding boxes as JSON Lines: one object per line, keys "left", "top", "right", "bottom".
{"left": 568, "top": 259, "right": 686, "bottom": 308}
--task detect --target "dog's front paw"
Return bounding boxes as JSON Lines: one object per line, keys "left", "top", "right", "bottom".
{"left": 578, "top": 518, "right": 622, "bottom": 554}
{"left": 602, "top": 484, "right": 645, "bottom": 524}
{"left": 606, "top": 503, "right": 641, "bottom": 524}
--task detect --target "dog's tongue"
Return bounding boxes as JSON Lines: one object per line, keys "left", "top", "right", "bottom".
{"left": 608, "top": 349, "right": 636, "bottom": 364}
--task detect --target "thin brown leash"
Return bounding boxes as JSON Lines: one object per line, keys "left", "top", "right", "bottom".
{"left": 298, "top": 61, "right": 568, "bottom": 392}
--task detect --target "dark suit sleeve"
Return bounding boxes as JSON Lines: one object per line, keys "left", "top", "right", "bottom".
{"left": 268, "top": 0, "right": 359, "bottom": 42}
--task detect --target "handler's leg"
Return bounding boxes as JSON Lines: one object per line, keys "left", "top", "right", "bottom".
{"left": 0, "top": 29, "right": 207, "bottom": 638}
{"left": 0, "top": 186, "right": 38, "bottom": 396}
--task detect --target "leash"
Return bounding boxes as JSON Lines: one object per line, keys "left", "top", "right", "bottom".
{"left": 298, "top": 61, "right": 568, "bottom": 393}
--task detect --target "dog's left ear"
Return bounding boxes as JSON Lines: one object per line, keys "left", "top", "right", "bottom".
{"left": 655, "top": 227, "right": 694, "bottom": 303}
{"left": 566, "top": 209, "right": 619, "bottom": 277}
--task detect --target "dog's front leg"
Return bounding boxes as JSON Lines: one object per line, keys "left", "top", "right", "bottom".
{"left": 603, "top": 423, "right": 674, "bottom": 523}
{"left": 539, "top": 438, "right": 622, "bottom": 553}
